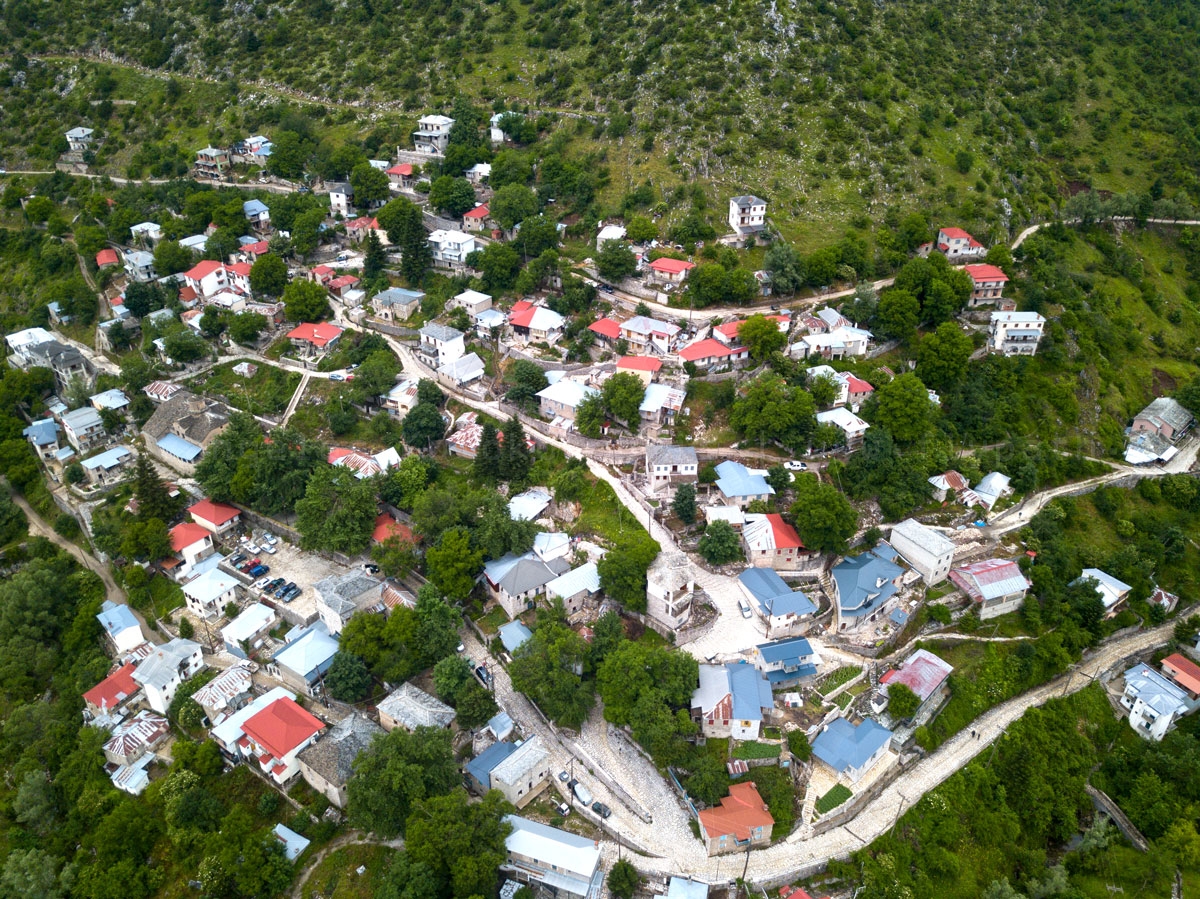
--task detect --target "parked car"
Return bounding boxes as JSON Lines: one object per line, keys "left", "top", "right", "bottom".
{"left": 262, "top": 533, "right": 278, "bottom": 546}
{"left": 572, "top": 781, "right": 593, "bottom": 806}
{"left": 245, "top": 542, "right": 261, "bottom": 554}
{"left": 229, "top": 553, "right": 246, "bottom": 566}
{"left": 475, "top": 665, "right": 490, "bottom": 686}
{"left": 558, "top": 771, "right": 571, "bottom": 783}
{"left": 252, "top": 576, "right": 272, "bottom": 591}
{"left": 784, "top": 460, "right": 808, "bottom": 472}
{"left": 329, "top": 373, "right": 345, "bottom": 381}
{"left": 556, "top": 802, "right": 570, "bottom": 817}
{"left": 738, "top": 598, "right": 753, "bottom": 619}
{"left": 592, "top": 801, "right": 612, "bottom": 819}
{"left": 456, "top": 642, "right": 465, "bottom": 653}
{"left": 260, "top": 543, "right": 277, "bottom": 555}
{"left": 282, "top": 585, "right": 301, "bottom": 602}
{"left": 248, "top": 564, "right": 269, "bottom": 578}
{"left": 346, "top": 363, "right": 358, "bottom": 371}
{"left": 275, "top": 581, "right": 295, "bottom": 598}
{"left": 264, "top": 577, "right": 284, "bottom": 593}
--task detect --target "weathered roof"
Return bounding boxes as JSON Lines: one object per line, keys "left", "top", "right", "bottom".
{"left": 90, "top": 388, "right": 130, "bottom": 410}
{"left": 880, "top": 649, "right": 953, "bottom": 701}
{"left": 1136, "top": 397, "right": 1194, "bottom": 433}
{"left": 1072, "top": 568, "right": 1133, "bottom": 610}
{"left": 949, "top": 559, "right": 1028, "bottom": 602}
{"left": 192, "top": 662, "right": 255, "bottom": 713}
{"left": 297, "top": 713, "right": 383, "bottom": 786}
{"left": 545, "top": 563, "right": 600, "bottom": 601}
{"left": 132, "top": 638, "right": 201, "bottom": 690}
{"left": 420, "top": 322, "right": 464, "bottom": 342}
{"left": 377, "top": 682, "right": 456, "bottom": 729}
{"left": 508, "top": 487, "right": 553, "bottom": 522}
{"left": 103, "top": 710, "right": 169, "bottom": 760}
{"left": 647, "top": 444, "right": 698, "bottom": 467}
{"left": 890, "top": 518, "right": 955, "bottom": 558}
{"left": 273, "top": 623, "right": 339, "bottom": 680}
{"left": 467, "top": 740, "right": 518, "bottom": 789}
{"left": 222, "top": 603, "right": 276, "bottom": 645}
{"left": 62, "top": 406, "right": 103, "bottom": 432}
{"left": 498, "top": 620, "right": 534, "bottom": 654}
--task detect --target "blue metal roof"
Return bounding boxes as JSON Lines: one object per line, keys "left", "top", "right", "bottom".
{"left": 498, "top": 620, "right": 533, "bottom": 654}
{"left": 23, "top": 418, "right": 60, "bottom": 447}
{"left": 738, "top": 567, "right": 788, "bottom": 603}
{"left": 157, "top": 433, "right": 203, "bottom": 462}
{"left": 243, "top": 199, "right": 269, "bottom": 216}
{"left": 812, "top": 717, "right": 894, "bottom": 774}
{"left": 715, "top": 460, "right": 774, "bottom": 499}
{"left": 889, "top": 608, "right": 909, "bottom": 626}
{"left": 832, "top": 544, "right": 905, "bottom": 617}
{"left": 466, "top": 741, "right": 517, "bottom": 789}
{"left": 765, "top": 664, "right": 817, "bottom": 684}
{"left": 82, "top": 446, "right": 131, "bottom": 470}
{"left": 756, "top": 636, "right": 815, "bottom": 665}
{"left": 97, "top": 601, "right": 139, "bottom": 639}
{"left": 727, "top": 661, "right": 772, "bottom": 722}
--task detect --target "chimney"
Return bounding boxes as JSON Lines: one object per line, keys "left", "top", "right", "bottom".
{"left": 187, "top": 397, "right": 206, "bottom": 414}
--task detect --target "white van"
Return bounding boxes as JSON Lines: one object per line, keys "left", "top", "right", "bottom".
{"left": 737, "top": 598, "right": 753, "bottom": 619}
{"left": 573, "top": 782, "right": 593, "bottom": 806}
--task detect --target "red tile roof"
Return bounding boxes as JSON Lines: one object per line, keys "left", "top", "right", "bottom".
{"left": 328, "top": 275, "right": 360, "bottom": 290}
{"left": 246, "top": 240, "right": 270, "bottom": 256}
{"left": 83, "top": 662, "right": 140, "bottom": 712}
{"left": 511, "top": 300, "right": 534, "bottom": 313}
{"left": 228, "top": 262, "right": 252, "bottom": 277}
{"left": 185, "top": 260, "right": 225, "bottom": 281}
{"left": 698, "top": 782, "right": 774, "bottom": 842}
{"left": 616, "top": 356, "right": 663, "bottom": 372}
{"left": 939, "top": 227, "right": 974, "bottom": 240}
{"left": 649, "top": 257, "right": 695, "bottom": 274}
{"left": 764, "top": 513, "right": 803, "bottom": 549}
{"left": 964, "top": 263, "right": 1009, "bottom": 283}
{"left": 373, "top": 513, "right": 414, "bottom": 544}
{"left": 242, "top": 696, "right": 324, "bottom": 760}
{"left": 1163, "top": 654, "right": 1200, "bottom": 696}
{"left": 463, "top": 203, "right": 490, "bottom": 220}
{"left": 679, "top": 338, "right": 733, "bottom": 362}
{"left": 843, "top": 374, "right": 873, "bottom": 394}
{"left": 387, "top": 163, "right": 413, "bottom": 176}
{"left": 714, "top": 316, "right": 788, "bottom": 340}
{"left": 178, "top": 286, "right": 199, "bottom": 303}
{"left": 170, "top": 522, "right": 211, "bottom": 552}
{"left": 588, "top": 318, "right": 621, "bottom": 340}
{"left": 188, "top": 499, "right": 241, "bottom": 526}
{"left": 286, "top": 322, "right": 344, "bottom": 347}
{"left": 508, "top": 306, "right": 538, "bottom": 328}
{"left": 96, "top": 249, "right": 119, "bottom": 267}
{"left": 347, "top": 215, "right": 378, "bottom": 230}
{"left": 311, "top": 264, "right": 335, "bottom": 277}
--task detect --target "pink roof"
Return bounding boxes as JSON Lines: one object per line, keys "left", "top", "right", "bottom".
{"left": 511, "top": 300, "right": 534, "bottom": 313}
{"left": 508, "top": 306, "right": 538, "bottom": 327}
{"left": 714, "top": 316, "right": 787, "bottom": 339}
{"left": 185, "top": 260, "right": 225, "bottom": 281}
{"left": 246, "top": 240, "right": 270, "bottom": 255}
{"left": 96, "top": 249, "right": 119, "bottom": 267}
{"left": 228, "top": 262, "right": 252, "bottom": 277}
{"left": 189, "top": 499, "right": 241, "bottom": 526}
{"left": 616, "top": 356, "right": 663, "bottom": 372}
{"left": 242, "top": 696, "right": 324, "bottom": 760}
{"left": 347, "top": 215, "right": 377, "bottom": 229}
{"left": 589, "top": 318, "right": 621, "bottom": 340}
{"left": 939, "top": 227, "right": 974, "bottom": 240}
{"left": 463, "top": 204, "right": 490, "bottom": 220}
{"left": 880, "top": 649, "right": 952, "bottom": 701}
{"left": 311, "top": 265, "right": 335, "bottom": 277}
{"left": 328, "top": 275, "right": 360, "bottom": 290}
{"left": 843, "top": 374, "right": 873, "bottom": 394}
{"left": 286, "top": 322, "right": 343, "bottom": 347}
{"left": 170, "top": 522, "right": 211, "bottom": 552}
{"left": 679, "top": 338, "right": 733, "bottom": 362}
{"left": 964, "top": 264, "right": 1009, "bottom": 283}
{"left": 387, "top": 163, "right": 413, "bottom": 176}
{"left": 649, "top": 257, "right": 695, "bottom": 274}
{"left": 84, "top": 662, "right": 140, "bottom": 711}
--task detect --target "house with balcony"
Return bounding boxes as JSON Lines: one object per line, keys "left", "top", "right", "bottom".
{"left": 1071, "top": 568, "right": 1132, "bottom": 619}
{"left": 647, "top": 444, "right": 697, "bottom": 495}
{"left": 287, "top": 322, "right": 343, "bottom": 358}
{"left": 243, "top": 199, "right": 271, "bottom": 234}
{"left": 413, "top": 114, "right": 455, "bottom": 155}
{"left": 61, "top": 406, "right": 106, "bottom": 452}
{"left": 327, "top": 182, "right": 353, "bottom": 217}
{"left": 1122, "top": 663, "right": 1190, "bottom": 741}
{"left": 66, "top": 127, "right": 95, "bottom": 152}
{"left": 691, "top": 661, "right": 774, "bottom": 741}
{"left": 188, "top": 498, "right": 242, "bottom": 536}
{"left": 930, "top": 227, "right": 986, "bottom": 262}
{"left": 728, "top": 195, "right": 767, "bottom": 235}
{"left": 130, "top": 221, "right": 164, "bottom": 246}
{"left": 679, "top": 338, "right": 749, "bottom": 371}
{"left": 237, "top": 693, "right": 325, "bottom": 785}
{"left": 537, "top": 378, "right": 600, "bottom": 425}
{"left": 646, "top": 552, "right": 695, "bottom": 631}
{"left": 23, "top": 418, "right": 64, "bottom": 461}
{"left": 97, "top": 600, "right": 147, "bottom": 655}
{"left": 271, "top": 623, "right": 339, "bottom": 695}
{"left": 83, "top": 661, "right": 142, "bottom": 717}
{"left": 1132, "top": 397, "right": 1194, "bottom": 443}
{"left": 816, "top": 406, "right": 870, "bottom": 450}
{"left": 462, "top": 202, "right": 493, "bottom": 233}
{"left": 418, "top": 322, "right": 466, "bottom": 366}
{"left": 753, "top": 636, "right": 821, "bottom": 688}
{"left": 502, "top": 816, "right": 604, "bottom": 899}
{"left": 620, "top": 315, "right": 683, "bottom": 353}
{"left": 195, "top": 146, "right": 230, "bottom": 179}
{"left": 428, "top": 229, "right": 477, "bottom": 271}
{"left": 183, "top": 568, "right": 240, "bottom": 620}
{"left": 698, "top": 783, "right": 774, "bottom": 856}
{"left": 964, "top": 263, "right": 1010, "bottom": 307}
{"left": 132, "top": 638, "right": 205, "bottom": 714}
{"left": 794, "top": 325, "right": 872, "bottom": 360}
{"left": 387, "top": 163, "right": 416, "bottom": 191}
{"left": 508, "top": 304, "right": 565, "bottom": 345}
{"left": 738, "top": 567, "right": 816, "bottom": 638}
{"left": 832, "top": 544, "right": 906, "bottom": 632}
{"left": 221, "top": 604, "right": 277, "bottom": 658}
{"left": 989, "top": 311, "right": 1046, "bottom": 355}
{"left": 24, "top": 339, "right": 92, "bottom": 393}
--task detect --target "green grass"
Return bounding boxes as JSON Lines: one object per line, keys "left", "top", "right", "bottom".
{"left": 148, "top": 574, "right": 184, "bottom": 618}
{"left": 732, "top": 741, "right": 782, "bottom": 760}
{"left": 474, "top": 605, "right": 509, "bottom": 635}
{"left": 817, "top": 666, "right": 862, "bottom": 696}
{"left": 188, "top": 361, "right": 302, "bottom": 417}
{"left": 299, "top": 843, "right": 393, "bottom": 899}
{"left": 814, "top": 783, "right": 852, "bottom": 816}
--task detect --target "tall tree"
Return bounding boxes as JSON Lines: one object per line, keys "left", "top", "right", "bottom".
{"left": 916, "top": 321, "right": 974, "bottom": 390}
{"left": 473, "top": 422, "right": 501, "bottom": 481}
{"left": 406, "top": 790, "right": 513, "bottom": 899}
{"left": 295, "top": 465, "right": 378, "bottom": 553}
{"left": 249, "top": 253, "right": 288, "bottom": 296}
{"left": 350, "top": 162, "right": 390, "bottom": 207}
{"left": 871, "top": 373, "right": 934, "bottom": 443}
{"left": 789, "top": 474, "right": 858, "bottom": 554}
{"left": 602, "top": 372, "right": 646, "bottom": 429}
{"left": 671, "top": 483, "right": 697, "bottom": 525}
{"left": 402, "top": 403, "right": 445, "bottom": 449}
{"left": 132, "top": 453, "right": 180, "bottom": 523}
{"left": 362, "top": 230, "right": 386, "bottom": 281}
{"left": 346, "top": 726, "right": 459, "bottom": 838}
{"left": 764, "top": 242, "right": 805, "bottom": 295}
{"left": 499, "top": 417, "right": 531, "bottom": 482}
{"left": 697, "top": 520, "right": 743, "bottom": 564}
{"left": 424, "top": 528, "right": 482, "bottom": 600}
{"left": 738, "top": 314, "right": 787, "bottom": 362}
{"left": 282, "top": 279, "right": 330, "bottom": 322}
{"left": 377, "top": 197, "right": 433, "bottom": 284}
{"left": 489, "top": 184, "right": 539, "bottom": 231}
{"left": 428, "top": 176, "right": 477, "bottom": 217}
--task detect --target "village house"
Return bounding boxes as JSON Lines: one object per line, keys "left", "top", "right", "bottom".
{"left": 61, "top": 406, "right": 106, "bottom": 452}
{"left": 596, "top": 223, "right": 626, "bottom": 250}
{"left": 23, "top": 418, "right": 64, "bottom": 461}
{"left": 239, "top": 693, "right": 326, "bottom": 785}
{"left": 132, "top": 638, "right": 205, "bottom": 714}
{"left": 183, "top": 568, "right": 240, "bottom": 620}
{"left": 83, "top": 662, "right": 142, "bottom": 718}
{"left": 646, "top": 444, "right": 698, "bottom": 495}
{"left": 816, "top": 406, "right": 870, "bottom": 451}
{"left": 287, "top": 322, "right": 343, "bottom": 358}
{"left": 928, "top": 227, "right": 986, "bottom": 262}
{"left": 23, "top": 340, "right": 92, "bottom": 393}
{"left": 483, "top": 551, "right": 568, "bottom": 619}
{"left": 313, "top": 571, "right": 382, "bottom": 636}
{"left": 243, "top": 199, "right": 271, "bottom": 234}
{"left": 465, "top": 162, "right": 491, "bottom": 185}
{"left": 387, "top": 163, "right": 416, "bottom": 191}
{"left": 211, "top": 685, "right": 291, "bottom": 759}
{"left": 195, "top": 146, "right": 230, "bottom": 179}
{"left": 742, "top": 513, "right": 820, "bottom": 572}
{"left": 419, "top": 322, "right": 466, "bottom": 365}
{"left": 298, "top": 714, "right": 383, "bottom": 808}
{"left": 346, "top": 215, "right": 382, "bottom": 243}
{"left": 989, "top": 311, "right": 1046, "bottom": 355}
{"left": 508, "top": 304, "right": 565, "bottom": 345}
{"left": 811, "top": 717, "right": 895, "bottom": 783}
{"left": 832, "top": 544, "right": 906, "bottom": 632}
{"left": 949, "top": 559, "right": 1029, "bottom": 620}
{"left": 143, "top": 391, "right": 231, "bottom": 473}
{"left": 1122, "top": 663, "right": 1190, "bottom": 741}
{"left": 221, "top": 603, "right": 277, "bottom": 658}
{"left": 1160, "top": 654, "right": 1200, "bottom": 712}
{"left": 889, "top": 519, "right": 955, "bottom": 585}
{"left": 1131, "top": 397, "right": 1195, "bottom": 443}
{"left": 804, "top": 367, "right": 874, "bottom": 412}
{"left": 639, "top": 383, "right": 686, "bottom": 426}
{"left": 466, "top": 736, "right": 551, "bottom": 808}
{"left": 794, "top": 326, "right": 873, "bottom": 360}
{"left": 616, "top": 355, "right": 662, "bottom": 386}
{"left": 381, "top": 378, "right": 420, "bottom": 420}
{"left": 880, "top": 649, "right": 953, "bottom": 719}
{"left": 714, "top": 460, "right": 775, "bottom": 508}
{"left": 974, "top": 471, "right": 1013, "bottom": 509}
{"left": 647, "top": 257, "right": 696, "bottom": 286}
{"left": 728, "top": 196, "right": 767, "bottom": 235}
{"left": 713, "top": 316, "right": 788, "bottom": 347}
{"left": 587, "top": 317, "right": 622, "bottom": 345}
{"left": 537, "top": 378, "right": 600, "bottom": 424}
{"left": 502, "top": 816, "right": 604, "bottom": 899}
{"left": 428, "top": 229, "right": 476, "bottom": 270}
{"left": 377, "top": 682, "right": 456, "bottom": 732}
{"left": 66, "top": 126, "right": 95, "bottom": 152}
{"left": 462, "top": 202, "right": 493, "bottom": 232}
{"left": 271, "top": 623, "right": 339, "bottom": 695}
{"left": 372, "top": 286, "right": 424, "bottom": 322}
{"left": 964, "top": 263, "right": 1010, "bottom": 307}
{"left": 679, "top": 338, "right": 749, "bottom": 371}
{"left": 130, "top": 221, "right": 164, "bottom": 245}
{"left": 96, "top": 248, "right": 120, "bottom": 269}
{"left": 97, "top": 601, "right": 147, "bottom": 655}
{"left": 413, "top": 114, "right": 455, "bottom": 155}
{"left": 646, "top": 552, "right": 695, "bottom": 632}
{"left": 123, "top": 250, "right": 156, "bottom": 282}
{"left": 545, "top": 562, "right": 601, "bottom": 616}
{"left": 327, "top": 182, "right": 353, "bottom": 217}
{"left": 753, "top": 636, "right": 822, "bottom": 688}
{"left": 698, "top": 782, "right": 774, "bottom": 856}
{"left": 450, "top": 289, "right": 493, "bottom": 317}
{"left": 103, "top": 710, "right": 170, "bottom": 768}
{"left": 1071, "top": 568, "right": 1132, "bottom": 619}
{"left": 691, "top": 661, "right": 775, "bottom": 741}
{"left": 738, "top": 567, "right": 817, "bottom": 638}
{"left": 90, "top": 388, "right": 131, "bottom": 415}
{"left": 192, "top": 662, "right": 255, "bottom": 724}
{"left": 188, "top": 498, "right": 242, "bottom": 536}
{"left": 81, "top": 445, "right": 135, "bottom": 486}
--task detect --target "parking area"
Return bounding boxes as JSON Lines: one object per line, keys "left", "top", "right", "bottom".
{"left": 227, "top": 529, "right": 358, "bottom": 626}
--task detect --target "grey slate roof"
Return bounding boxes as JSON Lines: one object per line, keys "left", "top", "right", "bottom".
{"left": 297, "top": 714, "right": 383, "bottom": 786}
{"left": 377, "top": 682, "right": 456, "bottom": 730}
{"left": 647, "top": 444, "right": 698, "bottom": 467}
{"left": 1137, "top": 397, "right": 1194, "bottom": 433}
{"left": 420, "top": 322, "right": 464, "bottom": 342}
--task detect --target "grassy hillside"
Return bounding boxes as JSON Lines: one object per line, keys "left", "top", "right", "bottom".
{"left": 2, "top": 0, "right": 1199, "bottom": 241}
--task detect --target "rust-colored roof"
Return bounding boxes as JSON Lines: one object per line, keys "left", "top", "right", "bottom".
{"left": 373, "top": 513, "right": 414, "bottom": 545}
{"left": 170, "top": 521, "right": 211, "bottom": 552}
{"left": 1163, "top": 654, "right": 1200, "bottom": 696}
{"left": 83, "top": 662, "right": 140, "bottom": 711}
{"left": 189, "top": 498, "right": 241, "bottom": 526}
{"left": 96, "top": 249, "right": 119, "bottom": 267}
{"left": 698, "top": 782, "right": 774, "bottom": 842}
{"left": 617, "top": 356, "right": 663, "bottom": 372}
